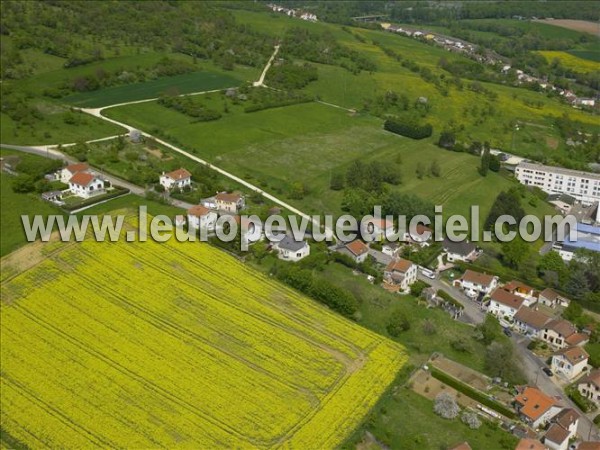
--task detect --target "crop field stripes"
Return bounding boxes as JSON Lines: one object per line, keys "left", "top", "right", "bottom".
{"left": 1, "top": 219, "right": 406, "bottom": 448}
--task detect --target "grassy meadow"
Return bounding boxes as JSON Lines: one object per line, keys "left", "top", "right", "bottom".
{"left": 105, "top": 98, "right": 554, "bottom": 222}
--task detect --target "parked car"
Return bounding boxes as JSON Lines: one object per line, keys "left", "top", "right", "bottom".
{"left": 420, "top": 268, "right": 436, "bottom": 279}
{"left": 543, "top": 367, "right": 553, "bottom": 377}
{"left": 503, "top": 328, "right": 512, "bottom": 337}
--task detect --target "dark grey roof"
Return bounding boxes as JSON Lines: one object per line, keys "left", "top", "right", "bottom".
{"left": 547, "top": 193, "right": 577, "bottom": 206}
{"left": 443, "top": 238, "right": 476, "bottom": 256}
{"left": 277, "top": 235, "right": 307, "bottom": 251}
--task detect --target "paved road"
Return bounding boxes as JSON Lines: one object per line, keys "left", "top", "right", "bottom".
{"left": 416, "top": 272, "right": 485, "bottom": 325}
{"left": 512, "top": 336, "right": 600, "bottom": 441}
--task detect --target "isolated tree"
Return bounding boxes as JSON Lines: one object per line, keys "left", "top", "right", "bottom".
{"left": 461, "top": 411, "right": 482, "bottom": 429}
{"left": 434, "top": 392, "right": 459, "bottom": 419}
{"left": 479, "top": 148, "right": 490, "bottom": 177}
{"left": 502, "top": 239, "right": 530, "bottom": 269}
{"left": 489, "top": 154, "right": 501, "bottom": 172}
{"left": 386, "top": 310, "right": 410, "bottom": 337}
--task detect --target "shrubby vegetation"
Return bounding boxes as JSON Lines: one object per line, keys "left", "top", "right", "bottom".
{"left": 281, "top": 27, "right": 376, "bottom": 74}
{"left": 158, "top": 94, "right": 222, "bottom": 122}
{"left": 265, "top": 62, "right": 318, "bottom": 90}
{"left": 384, "top": 118, "right": 433, "bottom": 140}
{"left": 274, "top": 264, "right": 359, "bottom": 318}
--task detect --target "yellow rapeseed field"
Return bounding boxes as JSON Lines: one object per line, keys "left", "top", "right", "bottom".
{"left": 1, "top": 220, "right": 406, "bottom": 448}
{"left": 537, "top": 51, "right": 600, "bottom": 73}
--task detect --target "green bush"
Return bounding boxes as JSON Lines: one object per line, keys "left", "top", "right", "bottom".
{"left": 384, "top": 118, "right": 433, "bottom": 140}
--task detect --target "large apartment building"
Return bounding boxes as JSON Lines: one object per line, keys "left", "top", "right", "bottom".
{"left": 515, "top": 162, "right": 600, "bottom": 206}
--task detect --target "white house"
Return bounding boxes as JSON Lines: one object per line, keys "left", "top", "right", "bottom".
{"left": 187, "top": 205, "right": 217, "bottom": 231}
{"left": 160, "top": 168, "right": 192, "bottom": 190}
{"left": 454, "top": 269, "right": 498, "bottom": 299}
{"left": 551, "top": 346, "right": 589, "bottom": 380}
{"left": 514, "top": 386, "right": 563, "bottom": 429}
{"left": 513, "top": 307, "right": 551, "bottom": 338}
{"left": 382, "top": 242, "right": 401, "bottom": 257}
{"left": 544, "top": 409, "right": 580, "bottom": 450}
{"left": 443, "top": 238, "right": 478, "bottom": 262}
{"left": 339, "top": 240, "right": 370, "bottom": 264}
{"left": 487, "top": 288, "right": 525, "bottom": 320}
{"left": 538, "top": 288, "right": 570, "bottom": 309}
{"left": 577, "top": 369, "right": 600, "bottom": 406}
{"left": 215, "top": 192, "right": 245, "bottom": 214}
{"left": 274, "top": 235, "right": 310, "bottom": 261}
{"left": 384, "top": 258, "right": 417, "bottom": 292}
{"left": 200, "top": 196, "right": 217, "bottom": 210}
{"left": 68, "top": 172, "right": 105, "bottom": 199}
{"left": 58, "top": 162, "right": 90, "bottom": 183}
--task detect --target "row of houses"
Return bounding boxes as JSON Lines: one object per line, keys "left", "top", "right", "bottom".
{"left": 514, "top": 386, "right": 580, "bottom": 450}
{"left": 266, "top": 3, "right": 317, "bottom": 21}
{"left": 455, "top": 270, "right": 592, "bottom": 380}
{"left": 185, "top": 195, "right": 311, "bottom": 262}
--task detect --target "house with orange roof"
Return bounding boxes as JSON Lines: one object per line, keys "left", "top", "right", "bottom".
{"left": 577, "top": 369, "right": 600, "bottom": 406}
{"left": 68, "top": 171, "right": 105, "bottom": 199}
{"left": 454, "top": 269, "right": 498, "bottom": 299}
{"left": 514, "top": 386, "right": 563, "bottom": 428}
{"left": 215, "top": 192, "right": 245, "bottom": 213}
{"left": 58, "top": 162, "right": 90, "bottom": 183}
{"left": 504, "top": 280, "right": 537, "bottom": 306}
{"left": 384, "top": 258, "right": 417, "bottom": 292}
{"left": 448, "top": 442, "right": 472, "bottom": 450}
{"left": 487, "top": 288, "right": 525, "bottom": 320}
{"left": 366, "top": 217, "right": 395, "bottom": 241}
{"left": 187, "top": 205, "right": 217, "bottom": 231}
{"left": 339, "top": 240, "right": 370, "bottom": 264}
{"left": 516, "top": 438, "right": 548, "bottom": 450}
{"left": 551, "top": 346, "right": 589, "bottom": 380}
{"left": 159, "top": 168, "right": 192, "bottom": 191}
{"left": 404, "top": 223, "right": 433, "bottom": 245}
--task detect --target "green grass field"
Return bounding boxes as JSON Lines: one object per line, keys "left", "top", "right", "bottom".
{"left": 345, "top": 387, "right": 517, "bottom": 450}
{"left": 0, "top": 150, "right": 65, "bottom": 257}
{"left": 0, "top": 107, "right": 124, "bottom": 146}
{"left": 64, "top": 70, "right": 250, "bottom": 108}
{"left": 105, "top": 99, "right": 554, "bottom": 222}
